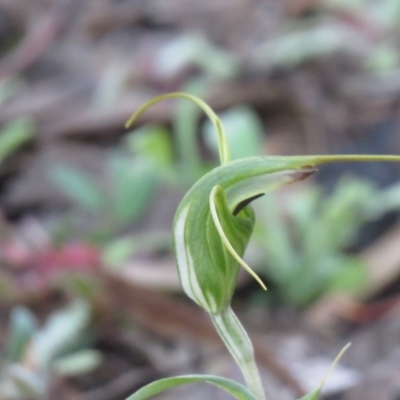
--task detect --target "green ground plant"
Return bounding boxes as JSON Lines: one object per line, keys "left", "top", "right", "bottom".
{"left": 254, "top": 0, "right": 400, "bottom": 75}
{"left": 124, "top": 93, "right": 400, "bottom": 400}
{"left": 255, "top": 178, "right": 400, "bottom": 306}
{"left": 0, "top": 301, "right": 100, "bottom": 400}
{"left": 49, "top": 146, "right": 160, "bottom": 242}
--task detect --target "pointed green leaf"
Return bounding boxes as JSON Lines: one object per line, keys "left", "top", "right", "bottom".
{"left": 0, "top": 118, "right": 33, "bottom": 163}
{"left": 297, "top": 388, "right": 320, "bottom": 400}
{"left": 125, "top": 374, "right": 259, "bottom": 400}
{"left": 297, "top": 343, "right": 352, "bottom": 400}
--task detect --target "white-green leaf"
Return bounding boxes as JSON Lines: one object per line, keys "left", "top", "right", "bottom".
{"left": 32, "top": 301, "right": 90, "bottom": 369}
{"left": 53, "top": 349, "right": 101, "bottom": 376}
{"left": 5, "top": 307, "right": 37, "bottom": 362}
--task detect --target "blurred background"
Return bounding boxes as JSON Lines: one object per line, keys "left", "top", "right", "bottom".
{"left": 1, "top": 0, "right": 400, "bottom": 399}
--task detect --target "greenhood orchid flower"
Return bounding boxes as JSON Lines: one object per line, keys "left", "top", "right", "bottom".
{"left": 126, "top": 92, "right": 400, "bottom": 400}
{"left": 173, "top": 157, "right": 316, "bottom": 313}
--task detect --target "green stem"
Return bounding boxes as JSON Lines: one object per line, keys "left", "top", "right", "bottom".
{"left": 210, "top": 306, "right": 266, "bottom": 400}
{"left": 125, "top": 91, "right": 231, "bottom": 165}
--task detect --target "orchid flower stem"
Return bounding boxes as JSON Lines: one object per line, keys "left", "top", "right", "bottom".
{"left": 210, "top": 306, "right": 266, "bottom": 400}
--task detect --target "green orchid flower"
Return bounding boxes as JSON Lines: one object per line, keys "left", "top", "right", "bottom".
{"left": 126, "top": 92, "right": 400, "bottom": 400}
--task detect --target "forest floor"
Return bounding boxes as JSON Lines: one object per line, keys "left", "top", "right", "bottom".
{"left": 1, "top": 1, "right": 400, "bottom": 399}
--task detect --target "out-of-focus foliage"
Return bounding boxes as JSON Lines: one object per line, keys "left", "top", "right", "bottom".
{"left": 152, "top": 33, "right": 240, "bottom": 80}
{"left": 254, "top": 0, "right": 400, "bottom": 75}
{"left": 0, "top": 77, "right": 33, "bottom": 165}
{"left": 0, "top": 118, "right": 33, "bottom": 165}
{"left": 255, "top": 178, "right": 400, "bottom": 306}
{"left": 49, "top": 145, "right": 160, "bottom": 241}
{"left": 0, "top": 301, "right": 100, "bottom": 400}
